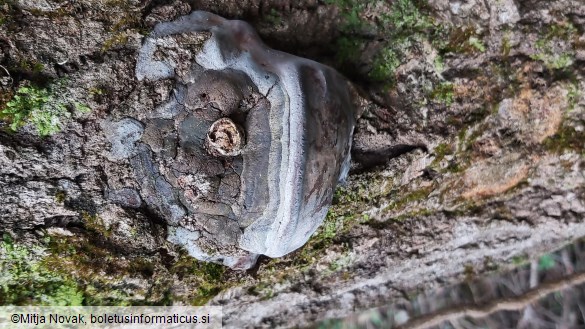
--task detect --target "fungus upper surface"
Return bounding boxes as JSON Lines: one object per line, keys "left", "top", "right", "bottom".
{"left": 108, "top": 11, "right": 357, "bottom": 269}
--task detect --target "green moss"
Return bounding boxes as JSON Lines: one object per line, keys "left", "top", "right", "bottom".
{"left": 543, "top": 123, "right": 585, "bottom": 154}
{"left": 328, "top": 0, "right": 439, "bottom": 85}
{"left": 369, "top": 0, "right": 434, "bottom": 84}
{"left": 441, "top": 26, "right": 485, "bottom": 54}
{"left": 432, "top": 142, "right": 453, "bottom": 164}
{"left": 171, "top": 254, "right": 225, "bottom": 283}
{"left": 170, "top": 254, "right": 227, "bottom": 305}
{"left": 254, "top": 172, "right": 430, "bottom": 284}
{"left": 289, "top": 212, "right": 353, "bottom": 269}
{"left": 442, "top": 200, "right": 483, "bottom": 217}
{"left": 511, "top": 255, "right": 528, "bottom": 266}
{"left": 0, "top": 234, "right": 84, "bottom": 306}
{"left": 433, "top": 55, "right": 445, "bottom": 73}
{"left": 383, "top": 186, "right": 433, "bottom": 213}
{"left": 328, "top": 250, "right": 353, "bottom": 273}
{"left": 44, "top": 235, "right": 153, "bottom": 306}
{"left": 436, "top": 123, "right": 483, "bottom": 174}
{"left": 127, "top": 258, "right": 155, "bottom": 278}
{"left": 545, "top": 22, "right": 578, "bottom": 41}
{"left": 459, "top": 121, "right": 489, "bottom": 154}
{"left": 0, "top": 82, "right": 90, "bottom": 136}
{"left": 468, "top": 36, "right": 486, "bottom": 52}
{"left": 333, "top": 183, "right": 367, "bottom": 204}
{"left": 567, "top": 83, "right": 579, "bottom": 110}
{"left": 430, "top": 82, "right": 455, "bottom": 105}
{"left": 27, "top": 7, "right": 70, "bottom": 19}
{"left": 89, "top": 87, "right": 105, "bottom": 96}
{"left": 326, "top": 0, "right": 370, "bottom": 32}
{"left": 20, "top": 222, "right": 233, "bottom": 307}
{"left": 247, "top": 282, "right": 275, "bottom": 300}
{"left": 444, "top": 160, "right": 463, "bottom": 173}
{"left": 463, "top": 264, "right": 475, "bottom": 281}
{"left": 101, "top": 32, "right": 130, "bottom": 52}
{"left": 264, "top": 8, "right": 282, "bottom": 26}
{"left": 0, "top": 85, "right": 62, "bottom": 136}
{"left": 45, "top": 234, "right": 172, "bottom": 305}
{"left": 457, "top": 127, "right": 468, "bottom": 147}
{"left": 99, "top": 0, "right": 147, "bottom": 47}
{"left": 0, "top": 86, "right": 13, "bottom": 111}
{"left": 19, "top": 60, "right": 44, "bottom": 73}
{"left": 334, "top": 36, "right": 363, "bottom": 63}
{"left": 501, "top": 33, "right": 512, "bottom": 57}
{"left": 55, "top": 191, "right": 66, "bottom": 204}
{"left": 541, "top": 84, "right": 583, "bottom": 153}
{"left": 538, "top": 254, "right": 556, "bottom": 271}
{"left": 369, "top": 46, "right": 402, "bottom": 83}
{"left": 0, "top": 0, "right": 17, "bottom": 28}
{"left": 81, "top": 212, "right": 112, "bottom": 237}
{"left": 530, "top": 22, "right": 577, "bottom": 70}
{"left": 390, "top": 208, "right": 434, "bottom": 222}
{"left": 531, "top": 52, "right": 573, "bottom": 70}
{"left": 318, "top": 216, "right": 341, "bottom": 241}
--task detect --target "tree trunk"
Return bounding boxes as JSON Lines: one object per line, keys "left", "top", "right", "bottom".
{"left": 1, "top": 0, "right": 584, "bottom": 328}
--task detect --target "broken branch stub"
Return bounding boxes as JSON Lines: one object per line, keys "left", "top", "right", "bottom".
{"left": 205, "top": 117, "right": 245, "bottom": 157}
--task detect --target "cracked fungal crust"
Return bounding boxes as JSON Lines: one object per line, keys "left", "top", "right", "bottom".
{"left": 107, "top": 11, "right": 357, "bottom": 269}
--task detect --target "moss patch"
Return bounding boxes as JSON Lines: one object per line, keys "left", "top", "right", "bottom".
{"left": 328, "top": 0, "right": 442, "bottom": 85}
{"left": 0, "top": 234, "right": 84, "bottom": 306}
{"left": 40, "top": 231, "right": 232, "bottom": 306}
{"left": 170, "top": 253, "right": 227, "bottom": 305}
{"left": 530, "top": 22, "right": 578, "bottom": 70}
{"left": 101, "top": 32, "right": 131, "bottom": 52}
{"left": 0, "top": 0, "right": 18, "bottom": 28}
{"left": 430, "top": 82, "right": 455, "bottom": 106}
{"left": 0, "top": 81, "right": 90, "bottom": 136}
{"left": 440, "top": 26, "right": 485, "bottom": 54}
{"left": 380, "top": 185, "right": 434, "bottom": 218}
{"left": 81, "top": 212, "right": 112, "bottom": 238}
{"left": 543, "top": 123, "right": 585, "bottom": 154}
{"left": 432, "top": 142, "right": 454, "bottom": 164}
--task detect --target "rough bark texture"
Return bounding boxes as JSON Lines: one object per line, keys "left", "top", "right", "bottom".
{"left": 0, "top": 0, "right": 584, "bottom": 328}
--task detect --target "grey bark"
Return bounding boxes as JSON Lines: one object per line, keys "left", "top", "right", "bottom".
{"left": 1, "top": 0, "right": 584, "bottom": 328}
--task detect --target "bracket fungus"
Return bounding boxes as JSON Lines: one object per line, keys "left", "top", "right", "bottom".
{"left": 109, "top": 11, "right": 358, "bottom": 269}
